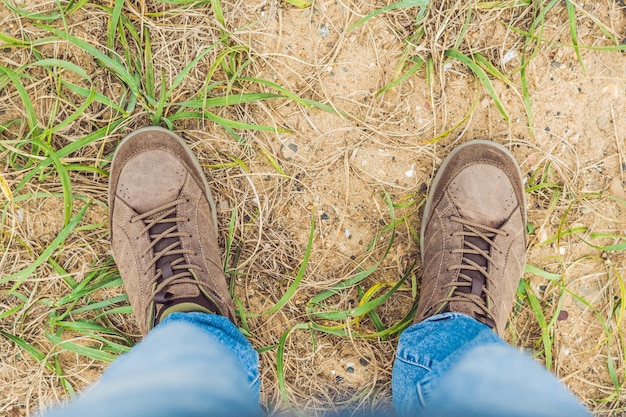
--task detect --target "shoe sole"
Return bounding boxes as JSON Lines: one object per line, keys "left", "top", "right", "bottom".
{"left": 108, "top": 126, "right": 219, "bottom": 233}
{"left": 419, "top": 139, "right": 527, "bottom": 262}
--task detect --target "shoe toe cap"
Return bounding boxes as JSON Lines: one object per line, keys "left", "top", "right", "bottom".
{"left": 117, "top": 150, "right": 186, "bottom": 213}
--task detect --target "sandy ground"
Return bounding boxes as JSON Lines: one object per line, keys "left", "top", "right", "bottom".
{"left": 1, "top": 0, "right": 626, "bottom": 415}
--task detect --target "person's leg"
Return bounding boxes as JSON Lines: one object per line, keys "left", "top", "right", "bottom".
{"left": 42, "top": 127, "right": 257, "bottom": 416}
{"left": 393, "top": 140, "right": 590, "bottom": 417}
{"left": 41, "top": 312, "right": 262, "bottom": 417}
{"left": 393, "top": 313, "right": 590, "bottom": 417}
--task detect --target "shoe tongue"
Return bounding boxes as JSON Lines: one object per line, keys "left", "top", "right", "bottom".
{"left": 456, "top": 234, "right": 489, "bottom": 296}
{"left": 150, "top": 212, "right": 196, "bottom": 302}
{"left": 151, "top": 212, "right": 180, "bottom": 280}
{"left": 149, "top": 212, "right": 221, "bottom": 323}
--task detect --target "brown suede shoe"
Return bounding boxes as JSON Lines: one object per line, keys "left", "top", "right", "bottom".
{"left": 416, "top": 140, "right": 527, "bottom": 336}
{"left": 109, "top": 127, "right": 235, "bottom": 335}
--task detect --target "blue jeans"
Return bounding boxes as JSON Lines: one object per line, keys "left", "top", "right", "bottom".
{"left": 41, "top": 312, "right": 590, "bottom": 417}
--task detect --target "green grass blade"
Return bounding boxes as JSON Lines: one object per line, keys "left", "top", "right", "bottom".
{"left": 565, "top": 0, "right": 585, "bottom": 72}
{"left": 0, "top": 203, "right": 89, "bottom": 287}
{"left": 276, "top": 323, "right": 309, "bottom": 406}
{"left": 38, "top": 24, "right": 140, "bottom": 96}
{"left": 0, "top": 330, "right": 52, "bottom": 370}
{"left": 524, "top": 263, "right": 562, "bottom": 281}
{"left": 46, "top": 332, "right": 118, "bottom": 363}
{"left": 282, "top": 0, "right": 311, "bottom": 7}
{"left": 521, "top": 279, "right": 552, "bottom": 369}
{"left": 348, "top": 0, "right": 429, "bottom": 31}
{"left": 376, "top": 58, "right": 424, "bottom": 96}
{"left": 238, "top": 77, "right": 339, "bottom": 114}
{"left": 32, "top": 140, "right": 74, "bottom": 225}
{"left": 0, "top": 66, "right": 38, "bottom": 131}
{"left": 211, "top": 0, "right": 226, "bottom": 28}
{"left": 444, "top": 49, "right": 509, "bottom": 121}
{"left": 61, "top": 80, "right": 127, "bottom": 114}
{"left": 107, "top": 0, "right": 125, "bottom": 52}
{"left": 177, "top": 93, "right": 283, "bottom": 108}
{"left": 14, "top": 121, "right": 124, "bottom": 194}
{"left": 249, "top": 214, "right": 315, "bottom": 317}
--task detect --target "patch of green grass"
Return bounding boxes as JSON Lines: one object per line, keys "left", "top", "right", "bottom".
{"left": 0, "top": 0, "right": 334, "bottom": 397}
{"left": 273, "top": 192, "right": 419, "bottom": 411}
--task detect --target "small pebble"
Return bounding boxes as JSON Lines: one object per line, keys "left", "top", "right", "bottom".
{"left": 280, "top": 143, "right": 298, "bottom": 161}
{"left": 557, "top": 310, "right": 569, "bottom": 321}
{"left": 597, "top": 115, "right": 611, "bottom": 131}
{"left": 346, "top": 367, "right": 354, "bottom": 374}
{"left": 359, "top": 358, "right": 369, "bottom": 366}
{"left": 218, "top": 200, "right": 230, "bottom": 211}
{"left": 319, "top": 25, "right": 330, "bottom": 37}
{"left": 608, "top": 178, "right": 625, "bottom": 199}
{"left": 321, "top": 213, "right": 329, "bottom": 220}
{"left": 502, "top": 49, "right": 518, "bottom": 65}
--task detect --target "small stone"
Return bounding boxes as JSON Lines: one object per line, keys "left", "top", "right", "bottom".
{"left": 346, "top": 367, "right": 354, "bottom": 374}
{"left": 557, "top": 310, "right": 569, "bottom": 321}
{"left": 550, "top": 60, "right": 559, "bottom": 68}
{"left": 608, "top": 178, "right": 625, "bottom": 199}
{"left": 321, "top": 213, "right": 329, "bottom": 220}
{"left": 405, "top": 164, "right": 415, "bottom": 178}
{"left": 359, "top": 358, "right": 369, "bottom": 366}
{"left": 218, "top": 200, "right": 230, "bottom": 211}
{"left": 597, "top": 115, "right": 611, "bottom": 131}
{"left": 319, "top": 25, "right": 330, "bottom": 38}
{"left": 502, "top": 49, "right": 518, "bottom": 65}
{"left": 280, "top": 143, "right": 298, "bottom": 161}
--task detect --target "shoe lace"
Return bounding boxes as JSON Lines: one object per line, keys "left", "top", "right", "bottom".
{"left": 443, "top": 215, "right": 508, "bottom": 328}
{"left": 131, "top": 198, "right": 207, "bottom": 304}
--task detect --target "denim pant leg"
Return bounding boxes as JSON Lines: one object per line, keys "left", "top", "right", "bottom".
{"left": 41, "top": 312, "right": 262, "bottom": 417}
{"left": 392, "top": 312, "right": 591, "bottom": 417}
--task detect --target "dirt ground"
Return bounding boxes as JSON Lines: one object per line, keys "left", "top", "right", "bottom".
{"left": 1, "top": 0, "right": 626, "bottom": 416}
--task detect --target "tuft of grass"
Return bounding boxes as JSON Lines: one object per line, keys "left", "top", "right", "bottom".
{"left": 0, "top": 0, "right": 335, "bottom": 404}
